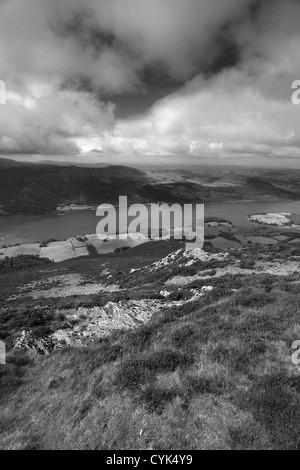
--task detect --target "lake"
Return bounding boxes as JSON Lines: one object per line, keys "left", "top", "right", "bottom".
{"left": 1, "top": 200, "right": 300, "bottom": 246}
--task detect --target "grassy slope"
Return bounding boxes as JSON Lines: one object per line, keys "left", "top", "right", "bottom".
{"left": 1, "top": 243, "right": 300, "bottom": 449}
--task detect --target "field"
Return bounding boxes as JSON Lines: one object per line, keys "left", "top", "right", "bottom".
{"left": 0, "top": 236, "right": 150, "bottom": 263}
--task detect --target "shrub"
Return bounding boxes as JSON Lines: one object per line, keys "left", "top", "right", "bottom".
{"left": 220, "top": 231, "right": 240, "bottom": 243}
{"left": 235, "top": 290, "right": 275, "bottom": 308}
{"left": 144, "top": 349, "right": 193, "bottom": 373}
{"left": 76, "top": 236, "right": 88, "bottom": 243}
{"left": 140, "top": 386, "right": 178, "bottom": 413}
{"left": 122, "top": 324, "right": 156, "bottom": 354}
{"left": 114, "top": 247, "right": 130, "bottom": 253}
{"left": 114, "top": 358, "right": 152, "bottom": 389}
{"left": 171, "top": 324, "right": 195, "bottom": 348}
{"left": 0, "top": 255, "right": 52, "bottom": 271}
{"left": 240, "top": 259, "right": 255, "bottom": 269}
{"left": 39, "top": 239, "right": 57, "bottom": 248}
{"left": 86, "top": 244, "right": 98, "bottom": 256}
{"left": 115, "top": 349, "right": 193, "bottom": 390}
{"left": 184, "top": 376, "right": 225, "bottom": 396}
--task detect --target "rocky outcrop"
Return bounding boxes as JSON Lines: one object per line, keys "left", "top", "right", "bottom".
{"left": 149, "top": 248, "right": 229, "bottom": 272}
{"left": 12, "top": 288, "right": 214, "bottom": 355}
{"left": 12, "top": 330, "right": 57, "bottom": 355}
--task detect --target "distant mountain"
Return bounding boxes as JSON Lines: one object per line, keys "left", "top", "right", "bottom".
{"left": 1, "top": 163, "right": 300, "bottom": 215}
{"left": 0, "top": 158, "right": 109, "bottom": 168}
{"left": 30, "top": 160, "right": 109, "bottom": 168}
{"left": 0, "top": 163, "right": 175, "bottom": 215}
{"left": 246, "top": 177, "right": 300, "bottom": 199}
{"left": 0, "top": 158, "right": 26, "bottom": 168}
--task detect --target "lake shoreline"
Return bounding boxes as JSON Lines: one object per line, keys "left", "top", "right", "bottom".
{"left": 1, "top": 199, "right": 300, "bottom": 252}
{"left": 1, "top": 197, "right": 299, "bottom": 218}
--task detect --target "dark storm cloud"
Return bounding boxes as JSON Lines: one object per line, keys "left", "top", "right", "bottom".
{"left": 0, "top": 0, "right": 299, "bottom": 160}
{"left": 0, "top": 0, "right": 254, "bottom": 94}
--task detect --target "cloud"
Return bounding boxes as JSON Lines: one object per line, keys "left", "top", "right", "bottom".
{"left": 0, "top": 0, "right": 300, "bottom": 160}
{"left": 0, "top": 89, "right": 115, "bottom": 154}
{"left": 0, "top": 0, "right": 253, "bottom": 93}
{"left": 89, "top": 66, "right": 300, "bottom": 160}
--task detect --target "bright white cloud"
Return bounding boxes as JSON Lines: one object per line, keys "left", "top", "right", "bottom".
{"left": 0, "top": 88, "right": 115, "bottom": 154}
{"left": 87, "top": 67, "right": 300, "bottom": 160}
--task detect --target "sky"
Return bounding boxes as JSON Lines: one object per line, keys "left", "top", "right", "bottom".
{"left": 0, "top": 0, "right": 300, "bottom": 167}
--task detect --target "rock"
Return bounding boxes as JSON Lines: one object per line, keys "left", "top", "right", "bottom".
{"left": 13, "top": 330, "right": 57, "bottom": 355}
{"left": 160, "top": 290, "right": 171, "bottom": 298}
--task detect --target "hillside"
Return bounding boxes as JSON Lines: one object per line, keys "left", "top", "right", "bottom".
{"left": 1, "top": 239, "right": 300, "bottom": 449}
{"left": 1, "top": 162, "right": 300, "bottom": 215}
{"left": 0, "top": 158, "right": 26, "bottom": 169}
{"left": 0, "top": 164, "right": 152, "bottom": 215}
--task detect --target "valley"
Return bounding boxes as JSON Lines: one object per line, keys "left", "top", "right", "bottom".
{"left": 1, "top": 159, "right": 300, "bottom": 450}
{"left": 1, "top": 159, "right": 300, "bottom": 216}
